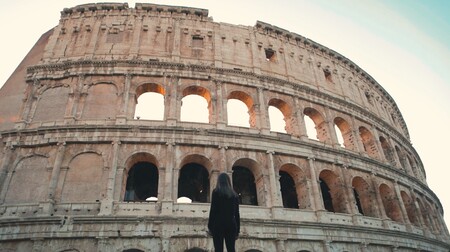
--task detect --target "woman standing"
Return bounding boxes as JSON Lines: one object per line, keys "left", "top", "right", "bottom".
{"left": 208, "top": 173, "right": 240, "bottom": 252}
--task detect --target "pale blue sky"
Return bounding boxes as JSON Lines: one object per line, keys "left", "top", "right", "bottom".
{"left": 0, "top": 1, "right": 449, "bottom": 227}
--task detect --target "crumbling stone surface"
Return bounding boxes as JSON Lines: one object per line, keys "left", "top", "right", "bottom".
{"left": 0, "top": 3, "right": 448, "bottom": 252}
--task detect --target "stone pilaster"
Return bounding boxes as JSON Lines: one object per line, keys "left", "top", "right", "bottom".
{"left": 0, "top": 143, "right": 13, "bottom": 200}
{"left": 267, "top": 150, "right": 282, "bottom": 207}
{"left": 256, "top": 87, "right": 270, "bottom": 134}
{"left": 47, "top": 142, "right": 66, "bottom": 201}
{"left": 308, "top": 157, "right": 324, "bottom": 211}
{"left": 100, "top": 140, "right": 121, "bottom": 215}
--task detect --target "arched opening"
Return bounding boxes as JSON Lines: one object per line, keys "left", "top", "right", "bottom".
{"left": 379, "top": 184, "right": 403, "bottom": 222}
{"left": 227, "top": 99, "right": 250, "bottom": 127}
{"left": 334, "top": 124, "right": 345, "bottom": 147}
{"left": 353, "top": 188, "right": 364, "bottom": 215}
{"left": 280, "top": 163, "right": 309, "bottom": 209}
{"left": 181, "top": 95, "right": 209, "bottom": 123}
{"left": 268, "top": 106, "right": 286, "bottom": 133}
{"left": 181, "top": 86, "right": 212, "bottom": 123}
{"left": 134, "top": 83, "right": 165, "bottom": 120}
{"left": 319, "top": 170, "right": 347, "bottom": 213}
{"left": 268, "top": 98, "right": 294, "bottom": 134}
{"left": 352, "top": 176, "right": 377, "bottom": 217}
{"left": 401, "top": 191, "right": 419, "bottom": 225}
{"left": 359, "top": 126, "right": 379, "bottom": 158}
{"left": 232, "top": 166, "right": 258, "bottom": 206}
{"left": 417, "top": 198, "right": 431, "bottom": 229}
{"left": 227, "top": 91, "right": 254, "bottom": 127}
{"left": 134, "top": 93, "right": 164, "bottom": 120}
{"left": 379, "top": 136, "right": 396, "bottom": 165}
{"left": 395, "top": 145, "right": 407, "bottom": 169}
{"left": 304, "top": 108, "right": 328, "bottom": 142}
{"left": 304, "top": 116, "right": 317, "bottom": 140}
{"left": 407, "top": 155, "right": 419, "bottom": 178}
{"left": 320, "top": 178, "right": 334, "bottom": 212}
{"left": 333, "top": 117, "right": 355, "bottom": 150}
{"left": 279, "top": 171, "right": 299, "bottom": 209}
{"left": 124, "top": 162, "right": 159, "bottom": 201}
{"left": 178, "top": 163, "right": 209, "bottom": 203}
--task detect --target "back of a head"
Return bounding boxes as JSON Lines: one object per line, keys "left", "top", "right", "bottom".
{"left": 216, "top": 173, "right": 235, "bottom": 198}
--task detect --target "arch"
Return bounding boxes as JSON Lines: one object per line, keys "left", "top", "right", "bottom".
{"left": 232, "top": 158, "right": 261, "bottom": 206}
{"left": 134, "top": 83, "right": 165, "bottom": 120}
{"left": 379, "top": 136, "right": 396, "bottom": 165}
{"left": 379, "top": 183, "right": 403, "bottom": 222}
{"left": 417, "top": 197, "right": 431, "bottom": 229}
{"left": 303, "top": 107, "right": 329, "bottom": 142}
{"left": 124, "top": 152, "right": 160, "bottom": 173}
{"left": 358, "top": 126, "right": 379, "bottom": 159}
{"left": 279, "top": 171, "right": 298, "bottom": 208}
{"left": 268, "top": 98, "right": 293, "bottom": 134}
{"left": 406, "top": 155, "right": 419, "bottom": 178}
{"left": 334, "top": 117, "right": 356, "bottom": 150}
{"left": 232, "top": 166, "right": 258, "bottom": 206}
{"left": 395, "top": 145, "right": 407, "bottom": 170}
{"left": 5, "top": 155, "right": 50, "bottom": 204}
{"left": 124, "top": 162, "right": 159, "bottom": 201}
{"left": 400, "top": 191, "right": 419, "bottom": 225}
{"left": 82, "top": 83, "right": 119, "bottom": 119}
{"left": 34, "top": 86, "right": 70, "bottom": 122}
{"left": 352, "top": 176, "right": 377, "bottom": 217}
{"left": 279, "top": 163, "right": 309, "bottom": 209}
{"left": 179, "top": 154, "right": 213, "bottom": 174}
{"left": 61, "top": 152, "right": 105, "bottom": 202}
{"left": 418, "top": 198, "right": 440, "bottom": 232}
{"left": 227, "top": 90, "right": 254, "bottom": 127}
{"left": 181, "top": 86, "right": 212, "bottom": 123}
{"left": 178, "top": 163, "right": 210, "bottom": 203}
{"left": 319, "top": 170, "right": 347, "bottom": 213}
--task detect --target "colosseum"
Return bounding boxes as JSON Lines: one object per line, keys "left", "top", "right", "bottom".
{"left": 0, "top": 2, "right": 448, "bottom": 252}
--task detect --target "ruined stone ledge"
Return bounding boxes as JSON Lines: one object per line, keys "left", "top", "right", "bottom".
{"left": 61, "top": 3, "right": 208, "bottom": 19}
{"left": 0, "top": 214, "right": 448, "bottom": 249}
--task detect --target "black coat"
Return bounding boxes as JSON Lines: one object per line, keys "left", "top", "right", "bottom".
{"left": 208, "top": 189, "right": 240, "bottom": 236}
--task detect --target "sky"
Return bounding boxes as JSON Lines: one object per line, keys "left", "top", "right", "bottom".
{"left": 0, "top": 0, "right": 449, "bottom": 228}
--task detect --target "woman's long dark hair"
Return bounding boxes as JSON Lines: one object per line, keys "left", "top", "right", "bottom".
{"left": 215, "top": 173, "right": 237, "bottom": 198}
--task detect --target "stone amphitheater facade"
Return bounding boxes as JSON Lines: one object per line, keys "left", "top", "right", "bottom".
{"left": 0, "top": 3, "right": 448, "bottom": 252}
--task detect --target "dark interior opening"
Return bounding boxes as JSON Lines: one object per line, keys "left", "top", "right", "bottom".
{"left": 232, "top": 166, "right": 258, "bottom": 206}
{"left": 320, "top": 178, "right": 334, "bottom": 212}
{"left": 353, "top": 188, "right": 364, "bottom": 215}
{"left": 265, "top": 48, "right": 275, "bottom": 61}
{"left": 279, "top": 171, "right": 299, "bottom": 209}
{"left": 124, "top": 162, "right": 158, "bottom": 201}
{"left": 178, "top": 163, "right": 209, "bottom": 203}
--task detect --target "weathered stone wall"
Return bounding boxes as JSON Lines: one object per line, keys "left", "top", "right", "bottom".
{"left": 0, "top": 2, "right": 448, "bottom": 252}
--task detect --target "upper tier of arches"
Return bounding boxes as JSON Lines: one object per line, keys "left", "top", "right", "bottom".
{"left": 20, "top": 75, "right": 425, "bottom": 184}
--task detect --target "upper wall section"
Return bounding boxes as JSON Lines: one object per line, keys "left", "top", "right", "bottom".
{"left": 0, "top": 2, "right": 408, "bottom": 139}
